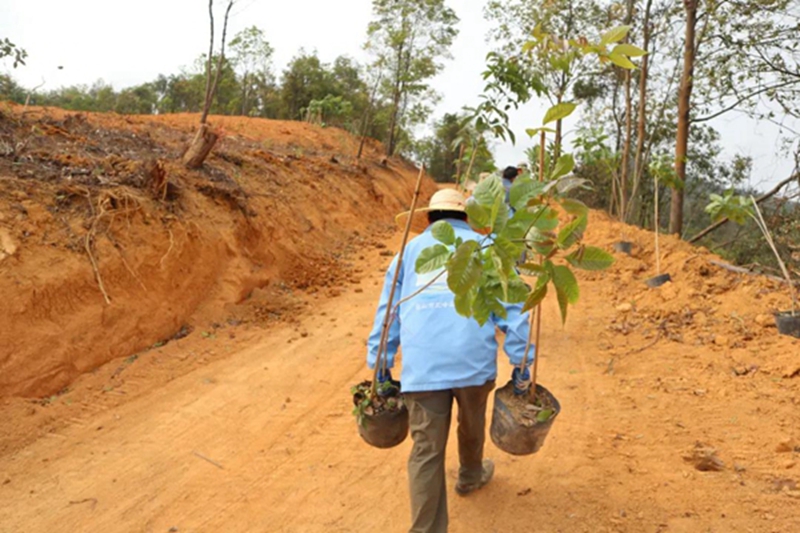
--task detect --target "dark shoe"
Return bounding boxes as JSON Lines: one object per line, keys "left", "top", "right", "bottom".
{"left": 455, "top": 459, "right": 494, "bottom": 496}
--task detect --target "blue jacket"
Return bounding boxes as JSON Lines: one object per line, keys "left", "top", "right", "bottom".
{"left": 502, "top": 177, "right": 516, "bottom": 215}
{"left": 366, "top": 219, "right": 533, "bottom": 393}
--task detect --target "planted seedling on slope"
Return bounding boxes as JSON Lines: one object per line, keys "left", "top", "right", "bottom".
{"left": 705, "top": 192, "right": 799, "bottom": 337}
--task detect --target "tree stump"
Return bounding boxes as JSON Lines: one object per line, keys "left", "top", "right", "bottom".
{"left": 182, "top": 123, "right": 219, "bottom": 169}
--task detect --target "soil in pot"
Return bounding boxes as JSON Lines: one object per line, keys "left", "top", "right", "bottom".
{"left": 613, "top": 241, "right": 633, "bottom": 255}
{"left": 646, "top": 273, "right": 672, "bottom": 288}
{"left": 775, "top": 311, "right": 800, "bottom": 338}
{"left": 352, "top": 380, "right": 409, "bottom": 449}
{"left": 490, "top": 381, "right": 560, "bottom": 456}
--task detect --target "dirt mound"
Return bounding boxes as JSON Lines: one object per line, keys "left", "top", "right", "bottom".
{"left": 582, "top": 212, "right": 798, "bottom": 371}
{"left": 0, "top": 104, "right": 436, "bottom": 398}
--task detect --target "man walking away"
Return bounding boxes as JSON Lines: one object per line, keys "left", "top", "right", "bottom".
{"left": 367, "top": 189, "right": 534, "bottom": 533}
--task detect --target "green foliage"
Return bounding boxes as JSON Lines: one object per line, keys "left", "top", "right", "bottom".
{"left": 229, "top": 26, "right": 276, "bottom": 116}
{"left": 415, "top": 243, "right": 452, "bottom": 273}
{"left": 408, "top": 19, "right": 632, "bottom": 328}
{"left": 705, "top": 191, "right": 754, "bottom": 225}
{"left": 431, "top": 220, "right": 456, "bottom": 245}
{"left": 413, "top": 112, "right": 496, "bottom": 183}
{"left": 565, "top": 246, "right": 615, "bottom": 271}
{"left": 543, "top": 102, "right": 577, "bottom": 125}
{"left": 0, "top": 38, "right": 27, "bottom": 68}
{"left": 415, "top": 172, "right": 613, "bottom": 325}
{"left": 365, "top": 0, "right": 459, "bottom": 155}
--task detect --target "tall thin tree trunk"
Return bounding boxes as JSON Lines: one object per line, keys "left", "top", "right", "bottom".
{"left": 629, "top": 0, "right": 654, "bottom": 225}
{"left": 201, "top": 0, "right": 215, "bottom": 125}
{"left": 618, "top": 0, "right": 636, "bottom": 223}
{"left": 357, "top": 73, "right": 383, "bottom": 160}
{"left": 386, "top": 41, "right": 405, "bottom": 157}
{"left": 670, "top": 0, "right": 697, "bottom": 235}
{"left": 620, "top": 70, "right": 632, "bottom": 222}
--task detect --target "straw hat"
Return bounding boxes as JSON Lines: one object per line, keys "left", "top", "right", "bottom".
{"left": 395, "top": 189, "right": 467, "bottom": 233}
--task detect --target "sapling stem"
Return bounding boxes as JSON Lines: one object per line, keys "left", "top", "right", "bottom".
{"left": 750, "top": 196, "right": 797, "bottom": 316}
{"left": 654, "top": 174, "right": 661, "bottom": 276}
{"left": 371, "top": 164, "right": 426, "bottom": 397}
{"left": 461, "top": 142, "right": 479, "bottom": 193}
{"left": 521, "top": 130, "right": 548, "bottom": 399}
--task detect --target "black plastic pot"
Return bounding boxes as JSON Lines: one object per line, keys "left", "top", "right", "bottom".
{"left": 353, "top": 381, "right": 409, "bottom": 449}
{"left": 646, "top": 273, "right": 672, "bottom": 288}
{"left": 775, "top": 311, "right": 800, "bottom": 338}
{"left": 613, "top": 241, "right": 633, "bottom": 255}
{"left": 490, "top": 381, "right": 560, "bottom": 456}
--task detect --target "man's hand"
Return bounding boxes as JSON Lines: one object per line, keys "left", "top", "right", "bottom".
{"left": 512, "top": 367, "right": 531, "bottom": 395}
{"left": 377, "top": 368, "right": 393, "bottom": 397}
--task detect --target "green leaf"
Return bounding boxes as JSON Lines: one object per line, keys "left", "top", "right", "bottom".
{"left": 492, "top": 236, "right": 524, "bottom": 269}
{"left": 518, "top": 262, "right": 545, "bottom": 275}
{"left": 536, "top": 409, "right": 555, "bottom": 423}
{"left": 487, "top": 248, "right": 508, "bottom": 299}
{"left": 474, "top": 286, "right": 507, "bottom": 326}
{"left": 526, "top": 227, "right": 557, "bottom": 256}
{"left": 431, "top": 220, "right": 456, "bottom": 245}
{"left": 607, "top": 52, "right": 636, "bottom": 69}
{"left": 550, "top": 154, "right": 575, "bottom": 180}
{"left": 552, "top": 265, "right": 579, "bottom": 324}
{"left": 491, "top": 196, "right": 509, "bottom": 234}
{"left": 565, "top": 246, "right": 615, "bottom": 271}
{"left": 454, "top": 289, "right": 476, "bottom": 317}
{"left": 543, "top": 102, "right": 577, "bottom": 125}
{"left": 509, "top": 177, "right": 546, "bottom": 212}
{"left": 465, "top": 198, "right": 492, "bottom": 232}
{"left": 505, "top": 278, "right": 529, "bottom": 304}
{"left": 612, "top": 43, "right": 647, "bottom": 57}
{"left": 525, "top": 127, "right": 557, "bottom": 137}
{"left": 415, "top": 244, "right": 453, "bottom": 274}
{"left": 557, "top": 215, "right": 588, "bottom": 249}
{"left": 447, "top": 240, "right": 482, "bottom": 295}
{"left": 555, "top": 177, "right": 593, "bottom": 195}
{"left": 522, "top": 277, "right": 548, "bottom": 312}
{"left": 601, "top": 25, "right": 630, "bottom": 45}
{"left": 530, "top": 206, "right": 560, "bottom": 231}
{"left": 473, "top": 175, "right": 504, "bottom": 207}
{"left": 560, "top": 198, "right": 589, "bottom": 217}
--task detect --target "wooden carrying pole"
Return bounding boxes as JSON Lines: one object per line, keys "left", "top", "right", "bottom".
{"left": 370, "top": 164, "right": 426, "bottom": 397}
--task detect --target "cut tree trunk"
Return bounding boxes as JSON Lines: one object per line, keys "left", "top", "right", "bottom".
{"left": 182, "top": 123, "right": 219, "bottom": 169}
{"left": 670, "top": 0, "right": 698, "bottom": 236}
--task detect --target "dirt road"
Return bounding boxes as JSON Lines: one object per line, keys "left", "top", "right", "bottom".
{"left": 2, "top": 227, "right": 800, "bottom": 533}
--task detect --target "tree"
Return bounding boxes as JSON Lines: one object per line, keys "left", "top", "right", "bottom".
{"left": 365, "top": 0, "right": 459, "bottom": 156}
{"left": 229, "top": 26, "right": 275, "bottom": 116}
{"left": 414, "top": 113, "right": 496, "bottom": 183}
{"left": 280, "top": 51, "right": 337, "bottom": 120}
{"left": 671, "top": 0, "right": 697, "bottom": 235}
{"left": 667, "top": 0, "right": 800, "bottom": 235}
{"left": 485, "top": 0, "right": 607, "bottom": 153}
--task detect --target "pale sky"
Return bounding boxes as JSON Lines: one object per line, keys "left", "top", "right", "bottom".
{"left": 1, "top": 0, "right": 796, "bottom": 191}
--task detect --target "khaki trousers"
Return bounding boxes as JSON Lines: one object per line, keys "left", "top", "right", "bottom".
{"left": 405, "top": 380, "right": 495, "bottom": 533}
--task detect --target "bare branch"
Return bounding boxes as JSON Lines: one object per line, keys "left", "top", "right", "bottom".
{"left": 201, "top": 0, "right": 235, "bottom": 124}
{"left": 201, "top": 0, "right": 215, "bottom": 124}
{"left": 692, "top": 79, "right": 800, "bottom": 123}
